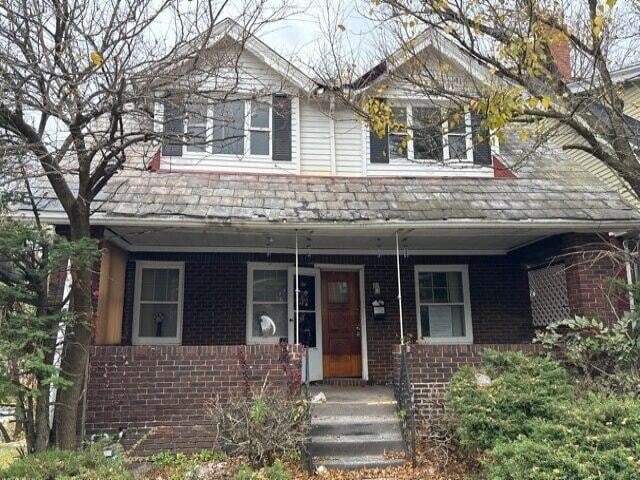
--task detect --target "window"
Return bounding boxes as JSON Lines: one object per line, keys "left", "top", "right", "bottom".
{"left": 444, "top": 113, "right": 470, "bottom": 161}
{"left": 415, "top": 265, "right": 472, "bottom": 343}
{"left": 413, "top": 107, "right": 443, "bottom": 161}
{"left": 133, "top": 261, "right": 184, "bottom": 345}
{"left": 186, "top": 102, "right": 207, "bottom": 153}
{"left": 211, "top": 100, "right": 245, "bottom": 155}
{"left": 247, "top": 265, "right": 289, "bottom": 343}
{"left": 389, "top": 107, "right": 408, "bottom": 158}
{"left": 249, "top": 100, "right": 270, "bottom": 155}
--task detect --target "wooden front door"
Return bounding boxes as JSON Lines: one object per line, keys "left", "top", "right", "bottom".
{"left": 321, "top": 271, "right": 361, "bottom": 378}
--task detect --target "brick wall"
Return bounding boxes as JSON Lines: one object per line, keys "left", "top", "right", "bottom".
{"left": 86, "top": 344, "right": 301, "bottom": 455}
{"left": 118, "top": 251, "right": 533, "bottom": 383}
{"left": 392, "top": 343, "right": 542, "bottom": 422}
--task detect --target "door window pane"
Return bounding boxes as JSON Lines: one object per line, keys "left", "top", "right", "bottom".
{"left": 296, "top": 275, "right": 316, "bottom": 309}
{"left": 327, "top": 281, "right": 348, "bottom": 304}
{"left": 297, "top": 311, "right": 316, "bottom": 348}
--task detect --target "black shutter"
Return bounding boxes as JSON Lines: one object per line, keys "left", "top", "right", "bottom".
{"left": 471, "top": 113, "right": 491, "bottom": 165}
{"left": 162, "top": 95, "right": 184, "bottom": 157}
{"left": 272, "top": 94, "right": 292, "bottom": 161}
{"left": 369, "top": 123, "right": 389, "bottom": 164}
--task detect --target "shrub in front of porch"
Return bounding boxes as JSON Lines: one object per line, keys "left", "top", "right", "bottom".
{"left": 446, "top": 350, "right": 640, "bottom": 479}
{"left": 207, "top": 379, "right": 309, "bottom": 468}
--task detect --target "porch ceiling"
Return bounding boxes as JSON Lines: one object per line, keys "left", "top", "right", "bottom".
{"left": 105, "top": 224, "right": 600, "bottom": 254}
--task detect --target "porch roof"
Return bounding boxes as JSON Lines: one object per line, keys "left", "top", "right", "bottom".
{"left": 17, "top": 168, "right": 640, "bottom": 228}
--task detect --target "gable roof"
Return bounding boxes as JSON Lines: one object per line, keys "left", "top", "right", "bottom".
{"left": 349, "top": 28, "right": 495, "bottom": 93}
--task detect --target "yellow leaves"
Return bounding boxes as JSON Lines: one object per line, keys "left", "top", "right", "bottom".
{"left": 541, "top": 96, "right": 552, "bottom": 109}
{"left": 606, "top": 0, "right": 617, "bottom": 7}
{"left": 593, "top": 15, "right": 605, "bottom": 39}
{"left": 527, "top": 97, "right": 538, "bottom": 109}
{"left": 90, "top": 51, "right": 104, "bottom": 68}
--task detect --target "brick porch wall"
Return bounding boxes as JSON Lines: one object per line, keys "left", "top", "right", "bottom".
{"left": 392, "top": 343, "right": 543, "bottom": 423}
{"left": 85, "top": 344, "right": 302, "bottom": 455}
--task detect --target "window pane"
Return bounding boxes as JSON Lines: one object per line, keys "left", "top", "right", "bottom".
{"left": 141, "top": 268, "right": 179, "bottom": 302}
{"left": 297, "top": 311, "right": 316, "bottom": 348}
{"left": 418, "top": 272, "right": 433, "bottom": 302}
{"left": 447, "top": 272, "right": 463, "bottom": 303}
{"left": 389, "top": 133, "right": 407, "bottom": 158}
{"left": 139, "top": 303, "right": 178, "bottom": 338}
{"left": 251, "top": 101, "right": 269, "bottom": 128}
{"left": 296, "top": 275, "right": 316, "bottom": 310}
{"left": 327, "top": 281, "right": 348, "bottom": 304}
{"left": 186, "top": 103, "right": 207, "bottom": 153}
{"left": 428, "top": 305, "right": 454, "bottom": 337}
{"left": 250, "top": 131, "right": 269, "bottom": 155}
{"left": 448, "top": 135, "right": 466, "bottom": 159}
{"left": 253, "top": 270, "right": 287, "bottom": 302}
{"left": 414, "top": 107, "right": 443, "bottom": 160}
{"left": 420, "top": 306, "right": 430, "bottom": 337}
{"left": 451, "top": 305, "right": 465, "bottom": 336}
{"left": 186, "top": 126, "right": 207, "bottom": 152}
{"left": 212, "top": 100, "right": 244, "bottom": 155}
{"left": 391, "top": 107, "right": 406, "bottom": 129}
{"left": 448, "top": 114, "right": 466, "bottom": 134}
{"left": 253, "top": 303, "right": 288, "bottom": 339}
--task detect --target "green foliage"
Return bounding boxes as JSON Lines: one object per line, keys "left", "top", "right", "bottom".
{"left": 0, "top": 444, "right": 132, "bottom": 480}
{"left": 535, "top": 315, "right": 640, "bottom": 395}
{"left": 0, "top": 219, "right": 98, "bottom": 451}
{"left": 234, "top": 460, "right": 291, "bottom": 480}
{"left": 209, "top": 383, "right": 309, "bottom": 467}
{"left": 446, "top": 350, "right": 640, "bottom": 479}
{"left": 151, "top": 449, "right": 226, "bottom": 468}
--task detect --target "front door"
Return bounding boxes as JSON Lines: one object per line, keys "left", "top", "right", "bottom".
{"left": 288, "top": 267, "right": 323, "bottom": 382}
{"left": 321, "top": 271, "right": 361, "bottom": 378}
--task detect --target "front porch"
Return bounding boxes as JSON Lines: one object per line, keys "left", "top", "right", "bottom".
{"left": 84, "top": 225, "right": 629, "bottom": 453}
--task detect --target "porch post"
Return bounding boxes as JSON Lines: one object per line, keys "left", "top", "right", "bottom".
{"left": 396, "top": 230, "right": 405, "bottom": 345}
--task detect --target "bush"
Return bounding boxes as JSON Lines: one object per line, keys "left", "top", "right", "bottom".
{"left": 0, "top": 444, "right": 132, "bottom": 480}
{"left": 446, "top": 350, "right": 640, "bottom": 479}
{"left": 535, "top": 315, "right": 640, "bottom": 395}
{"left": 208, "top": 382, "right": 309, "bottom": 467}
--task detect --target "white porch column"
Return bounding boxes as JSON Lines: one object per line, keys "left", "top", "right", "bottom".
{"left": 295, "top": 229, "right": 300, "bottom": 344}
{"left": 396, "top": 230, "right": 405, "bottom": 345}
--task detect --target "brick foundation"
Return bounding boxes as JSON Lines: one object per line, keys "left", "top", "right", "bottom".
{"left": 392, "top": 343, "right": 542, "bottom": 422}
{"left": 86, "top": 343, "right": 301, "bottom": 455}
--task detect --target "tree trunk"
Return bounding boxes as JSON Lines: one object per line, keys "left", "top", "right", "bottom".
{"left": 54, "top": 211, "right": 93, "bottom": 449}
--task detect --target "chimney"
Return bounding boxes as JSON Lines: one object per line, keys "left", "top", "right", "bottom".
{"left": 548, "top": 30, "right": 572, "bottom": 81}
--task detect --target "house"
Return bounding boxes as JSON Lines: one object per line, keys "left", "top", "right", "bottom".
{"left": 18, "top": 19, "right": 640, "bottom": 454}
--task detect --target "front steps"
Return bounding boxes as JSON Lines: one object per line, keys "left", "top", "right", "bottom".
{"left": 308, "top": 385, "right": 406, "bottom": 470}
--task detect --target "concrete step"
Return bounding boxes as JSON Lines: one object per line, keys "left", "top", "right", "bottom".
{"left": 309, "top": 432, "right": 405, "bottom": 457}
{"left": 311, "top": 402, "right": 397, "bottom": 419}
{"left": 311, "top": 417, "right": 402, "bottom": 437}
{"left": 314, "top": 455, "right": 406, "bottom": 470}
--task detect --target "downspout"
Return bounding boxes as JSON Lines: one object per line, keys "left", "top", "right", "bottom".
{"left": 396, "top": 231, "right": 404, "bottom": 344}
{"left": 623, "top": 239, "right": 635, "bottom": 310}
{"left": 295, "top": 230, "right": 300, "bottom": 344}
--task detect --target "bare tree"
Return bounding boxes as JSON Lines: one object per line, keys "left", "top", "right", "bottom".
{"left": 0, "top": 0, "right": 291, "bottom": 448}
{"left": 317, "top": 0, "right": 640, "bottom": 196}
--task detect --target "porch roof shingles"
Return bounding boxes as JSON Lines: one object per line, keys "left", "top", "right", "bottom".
{"left": 23, "top": 164, "right": 640, "bottom": 225}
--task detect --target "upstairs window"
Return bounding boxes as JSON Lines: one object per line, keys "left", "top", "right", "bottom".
{"left": 369, "top": 105, "right": 492, "bottom": 165}
{"left": 249, "top": 100, "right": 271, "bottom": 156}
{"left": 160, "top": 94, "right": 291, "bottom": 161}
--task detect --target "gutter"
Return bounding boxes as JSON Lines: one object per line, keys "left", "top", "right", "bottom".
{"left": 13, "top": 211, "right": 640, "bottom": 232}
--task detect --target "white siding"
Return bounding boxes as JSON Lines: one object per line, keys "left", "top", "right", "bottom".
{"left": 299, "top": 98, "right": 332, "bottom": 175}
{"left": 334, "top": 106, "right": 364, "bottom": 176}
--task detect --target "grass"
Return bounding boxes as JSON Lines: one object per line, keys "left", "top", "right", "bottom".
{"left": 0, "top": 444, "right": 19, "bottom": 468}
